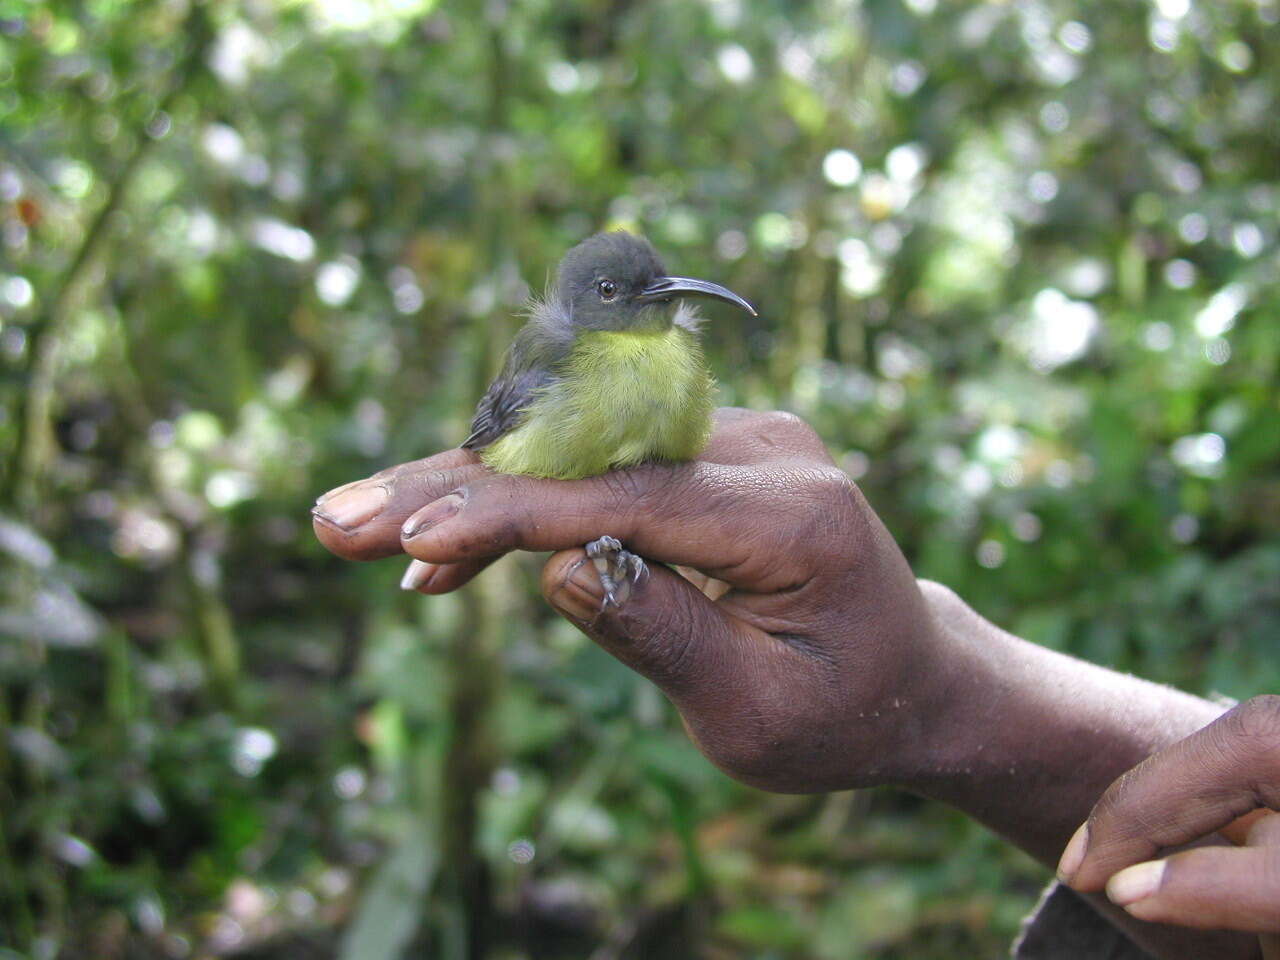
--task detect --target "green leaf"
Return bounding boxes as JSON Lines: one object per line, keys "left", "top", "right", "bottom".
{"left": 338, "top": 823, "right": 438, "bottom": 960}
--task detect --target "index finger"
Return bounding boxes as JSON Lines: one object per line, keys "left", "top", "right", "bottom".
{"left": 1063, "top": 695, "right": 1280, "bottom": 891}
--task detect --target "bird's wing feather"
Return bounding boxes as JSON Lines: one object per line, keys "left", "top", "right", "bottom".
{"left": 462, "top": 364, "right": 555, "bottom": 449}
{"left": 462, "top": 309, "right": 571, "bottom": 450}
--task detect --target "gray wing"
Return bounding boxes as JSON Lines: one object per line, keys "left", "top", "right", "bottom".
{"left": 462, "top": 315, "right": 569, "bottom": 450}
{"left": 462, "top": 363, "right": 554, "bottom": 450}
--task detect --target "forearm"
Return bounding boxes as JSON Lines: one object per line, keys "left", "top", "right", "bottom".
{"left": 907, "top": 580, "right": 1221, "bottom": 862}
{"left": 906, "top": 581, "right": 1256, "bottom": 960}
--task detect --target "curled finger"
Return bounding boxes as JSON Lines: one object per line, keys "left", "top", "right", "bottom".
{"left": 1106, "top": 843, "right": 1280, "bottom": 933}
{"left": 1059, "top": 695, "right": 1280, "bottom": 892}
{"left": 399, "top": 557, "right": 496, "bottom": 594}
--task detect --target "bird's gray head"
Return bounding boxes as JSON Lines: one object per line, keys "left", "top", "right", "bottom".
{"left": 554, "top": 231, "right": 756, "bottom": 332}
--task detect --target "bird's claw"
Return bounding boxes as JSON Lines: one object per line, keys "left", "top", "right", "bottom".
{"left": 584, "top": 536, "right": 647, "bottom": 608}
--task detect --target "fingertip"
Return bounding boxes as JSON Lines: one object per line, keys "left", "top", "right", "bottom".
{"left": 541, "top": 549, "right": 588, "bottom": 592}
{"left": 312, "top": 480, "right": 391, "bottom": 529}
{"left": 401, "top": 559, "right": 435, "bottom": 592}
{"left": 311, "top": 460, "right": 487, "bottom": 562}
{"left": 542, "top": 550, "right": 602, "bottom": 623}
{"left": 402, "top": 557, "right": 494, "bottom": 594}
{"left": 1106, "top": 859, "right": 1166, "bottom": 907}
{"left": 314, "top": 477, "right": 367, "bottom": 505}
{"left": 400, "top": 492, "right": 466, "bottom": 542}
{"left": 312, "top": 507, "right": 399, "bottom": 561}
{"left": 1056, "top": 821, "right": 1090, "bottom": 886}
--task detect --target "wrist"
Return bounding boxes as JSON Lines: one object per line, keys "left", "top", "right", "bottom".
{"left": 878, "top": 582, "right": 1256, "bottom": 960}
{"left": 899, "top": 579, "right": 1226, "bottom": 866}
{"left": 823, "top": 578, "right": 965, "bottom": 791}
{"left": 882, "top": 579, "right": 1001, "bottom": 790}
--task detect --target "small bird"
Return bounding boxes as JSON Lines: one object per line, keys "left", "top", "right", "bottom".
{"left": 463, "top": 231, "right": 756, "bottom": 604}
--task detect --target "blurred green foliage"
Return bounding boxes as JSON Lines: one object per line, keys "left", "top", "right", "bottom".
{"left": 2, "top": 0, "right": 1277, "bottom": 957}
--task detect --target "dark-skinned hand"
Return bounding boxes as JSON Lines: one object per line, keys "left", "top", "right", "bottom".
{"left": 1058, "top": 695, "right": 1280, "bottom": 953}
{"left": 314, "top": 406, "right": 1267, "bottom": 959}
{"left": 312, "top": 407, "right": 942, "bottom": 793}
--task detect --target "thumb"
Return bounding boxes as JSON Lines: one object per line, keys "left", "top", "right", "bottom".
{"left": 540, "top": 549, "right": 763, "bottom": 699}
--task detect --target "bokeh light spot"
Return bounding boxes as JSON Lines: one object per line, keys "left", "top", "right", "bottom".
{"left": 823, "top": 149, "right": 862, "bottom": 187}
{"left": 717, "top": 44, "right": 754, "bottom": 84}
{"left": 976, "top": 540, "right": 1006, "bottom": 569}
{"left": 507, "top": 839, "right": 536, "bottom": 864}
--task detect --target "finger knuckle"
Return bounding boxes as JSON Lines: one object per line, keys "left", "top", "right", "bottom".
{"left": 400, "top": 465, "right": 467, "bottom": 500}
{"left": 413, "top": 470, "right": 453, "bottom": 504}
{"left": 595, "top": 463, "right": 665, "bottom": 517}
{"left": 1230, "top": 695, "right": 1280, "bottom": 736}
{"left": 753, "top": 410, "right": 823, "bottom": 448}
{"left": 758, "top": 409, "right": 810, "bottom": 435}
{"left": 790, "top": 467, "right": 865, "bottom": 541}
{"left": 1220, "top": 697, "right": 1280, "bottom": 752}
{"left": 806, "top": 466, "right": 861, "bottom": 503}
{"left": 1220, "top": 697, "right": 1280, "bottom": 785}
{"left": 639, "top": 461, "right": 738, "bottom": 532}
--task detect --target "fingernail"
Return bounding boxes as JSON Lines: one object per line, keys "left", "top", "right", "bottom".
{"left": 401, "top": 559, "right": 434, "bottom": 592}
{"left": 1107, "top": 860, "right": 1165, "bottom": 906}
{"left": 549, "top": 559, "right": 603, "bottom": 622}
{"left": 1057, "top": 822, "right": 1089, "bottom": 882}
{"left": 401, "top": 493, "right": 464, "bottom": 540}
{"left": 313, "top": 482, "right": 389, "bottom": 530}
{"left": 315, "top": 478, "right": 365, "bottom": 505}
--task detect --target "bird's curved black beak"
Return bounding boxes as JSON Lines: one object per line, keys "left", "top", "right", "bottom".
{"left": 637, "top": 276, "right": 757, "bottom": 316}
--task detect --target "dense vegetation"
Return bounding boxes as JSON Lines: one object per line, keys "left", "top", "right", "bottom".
{"left": 2, "top": 0, "right": 1277, "bottom": 957}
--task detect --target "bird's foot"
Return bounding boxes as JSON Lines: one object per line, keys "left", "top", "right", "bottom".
{"left": 584, "top": 536, "right": 647, "bottom": 608}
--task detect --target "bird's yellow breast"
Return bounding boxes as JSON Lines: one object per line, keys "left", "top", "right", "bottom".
{"left": 480, "top": 326, "right": 715, "bottom": 479}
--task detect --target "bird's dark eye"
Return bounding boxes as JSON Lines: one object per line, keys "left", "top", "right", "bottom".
{"left": 596, "top": 278, "right": 618, "bottom": 301}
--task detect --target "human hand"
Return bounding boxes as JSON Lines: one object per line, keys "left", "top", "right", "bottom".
{"left": 311, "top": 408, "right": 946, "bottom": 793}
{"left": 1057, "top": 695, "right": 1280, "bottom": 947}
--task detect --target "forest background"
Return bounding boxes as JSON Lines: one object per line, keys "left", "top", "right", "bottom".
{"left": 2, "top": 0, "right": 1278, "bottom": 957}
